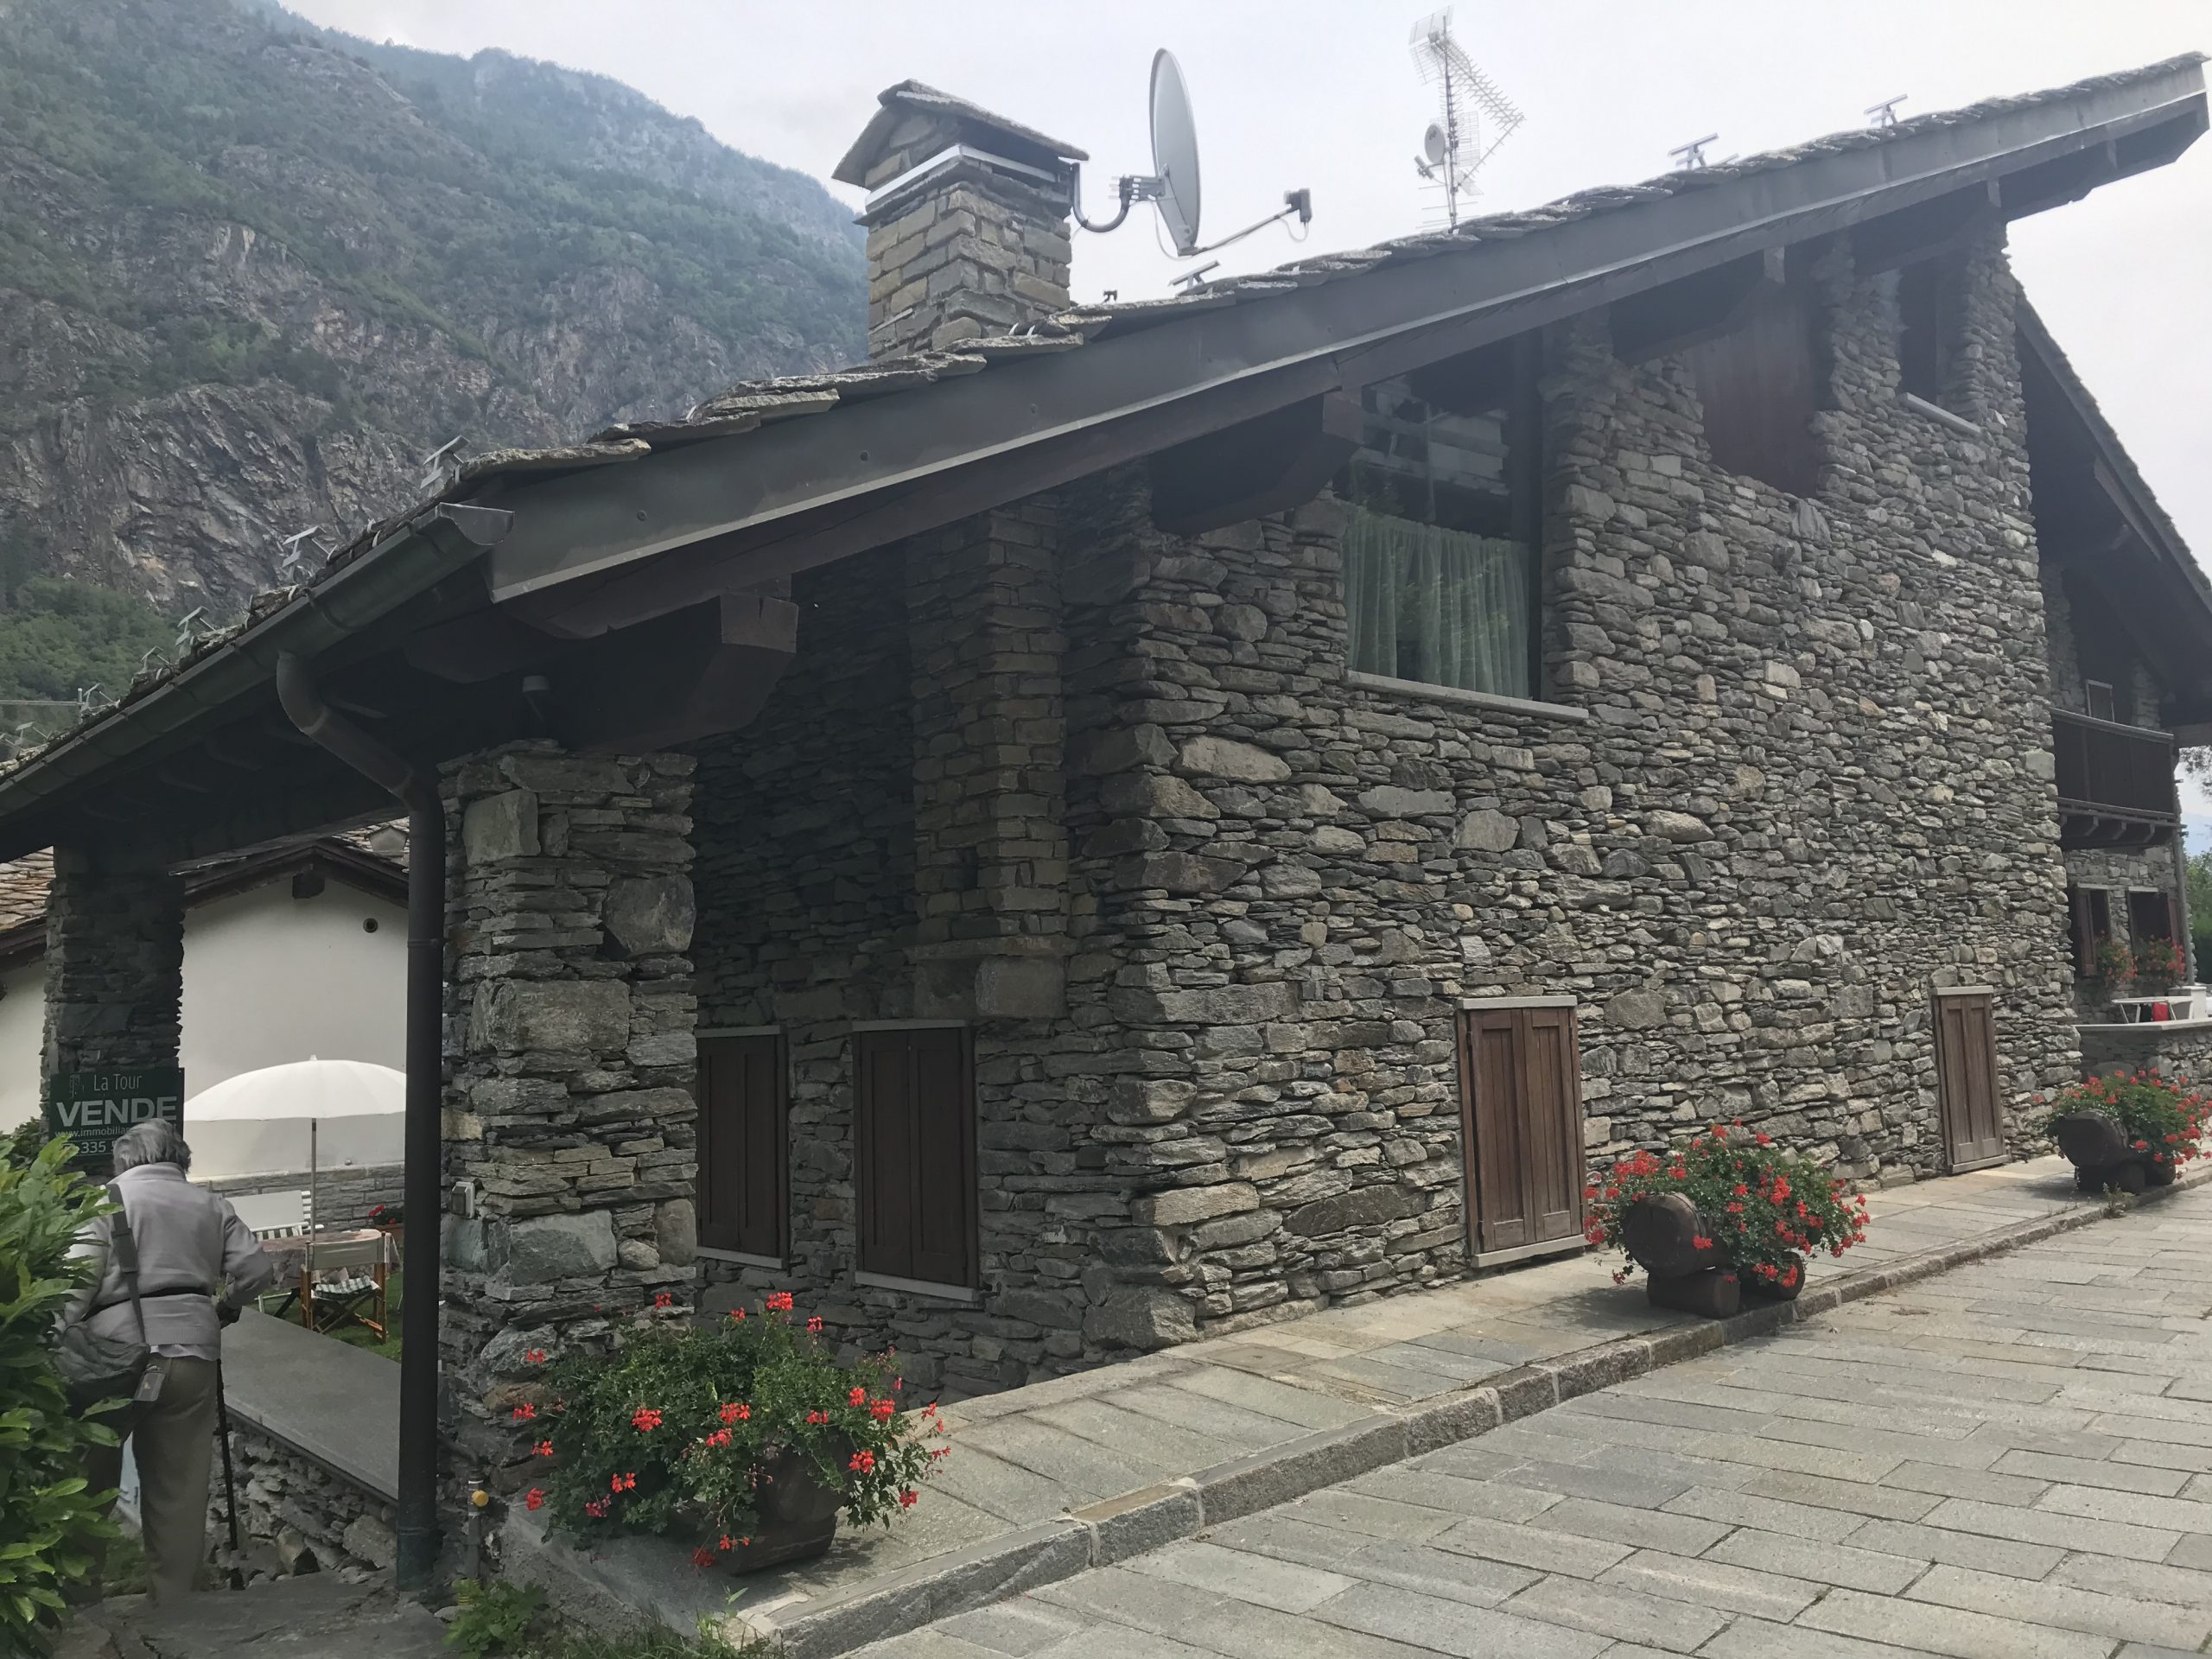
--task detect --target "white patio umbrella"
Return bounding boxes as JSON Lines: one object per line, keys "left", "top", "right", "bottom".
{"left": 186, "top": 1058, "right": 404, "bottom": 1231}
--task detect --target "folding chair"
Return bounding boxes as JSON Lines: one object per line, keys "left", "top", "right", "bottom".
{"left": 301, "top": 1233, "right": 391, "bottom": 1342}
{"left": 228, "top": 1191, "right": 310, "bottom": 1319}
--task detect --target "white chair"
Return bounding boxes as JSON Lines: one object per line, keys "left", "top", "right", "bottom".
{"left": 302, "top": 1233, "right": 391, "bottom": 1341}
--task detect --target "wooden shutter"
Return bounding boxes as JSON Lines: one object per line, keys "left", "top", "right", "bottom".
{"left": 696, "top": 1034, "right": 787, "bottom": 1258}
{"left": 855, "top": 1027, "right": 977, "bottom": 1288}
{"left": 1459, "top": 1006, "right": 1585, "bottom": 1258}
{"left": 1935, "top": 993, "right": 2006, "bottom": 1171}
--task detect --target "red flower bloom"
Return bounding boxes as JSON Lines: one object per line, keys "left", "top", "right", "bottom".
{"left": 729, "top": 1307, "right": 747, "bottom": 1321}
{"left": 766, "top": 1292, "right": 794, "bottom": 1313}
{"left": 654, "top": 1292, "right": 674, "bottom": 1309}
{"left": 871, "top": 1399, "right": 896, "bottom": 1421}
{"left": 512, "top": 1403, "right": 537, "bottom": 1421}
{"left": 524, "top": 1349, "right": 548, "bottom": 1364}
{"left": 807, "top": 1410, "right": 830, "bottom": 1425}
{"left": 632, "top": 1408, "right": 664, "bottom": 1433}
{"left": 585, "top": 1497, "right": 611, "bottom": 1518}
{"left": 610, "top": 1471, "right": 638, "bottom": 1492}
{"left": 524, "top": 1487, "right": 545, "bottom": 1511}
{"left": 808, "top": 1316, "right": 824, "bottom": 1335}
{"left": 849, "top": 1450, "right": 876, "bottom": 1474}
{"left": 692, "top": 1547, "right": 717, "bottom": 1567}
{"left": 849, "top": 1386, "right": 868, "bottom": 1408}
{"left": 719, "top": 1402, "right": 751, "bottom": 1425}
{"left": 899, "top": 1490, "right": 919, "bottom": 1509}
{"left": 533, "top": 1440, "right": 554, "bottom": 1458}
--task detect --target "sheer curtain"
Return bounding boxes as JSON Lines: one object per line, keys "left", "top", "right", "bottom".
{"left": 1344, "top": 505, "right": 1531, "bottom": 698}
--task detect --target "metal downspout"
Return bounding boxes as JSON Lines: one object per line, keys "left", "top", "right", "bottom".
{"left": 275, "top": 652, "right": 445, "bottom": 1590}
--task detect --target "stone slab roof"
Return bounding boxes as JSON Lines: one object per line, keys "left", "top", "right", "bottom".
{"left": 1, "top": 54, "right": 2201, "bottom": 788}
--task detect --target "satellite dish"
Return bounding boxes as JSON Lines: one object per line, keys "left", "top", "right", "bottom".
{"left": 1149, "top": 50, "right": 1201, "bottom": 256}
{"left": 1421, "top": 121, "right": 1449, "bottom": 167}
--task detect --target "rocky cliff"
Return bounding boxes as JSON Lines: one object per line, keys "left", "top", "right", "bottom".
{"left": 0, "top": 0, "right": 866, "bottom": 620}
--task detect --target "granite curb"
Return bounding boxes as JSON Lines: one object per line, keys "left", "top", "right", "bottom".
{"left": 550, "top": 1166, "right": 2212, "bottom": 1656}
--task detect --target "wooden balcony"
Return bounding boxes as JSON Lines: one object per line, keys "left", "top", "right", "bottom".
{"left": 2053, "top": 709, "right": 2178, "bottom": 847}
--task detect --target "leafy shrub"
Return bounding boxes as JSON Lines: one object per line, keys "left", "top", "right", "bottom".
{"left": 529, "top": 1295, "right": 946, "bottom": 1569}
{"left": 1583, "top": 1124, "right": 1870, "bottom": 1294}
{"left": 2037, "top": 1071, "right": 2206, "bottom": 1173}
{"left": 0, "top": 1141, "right": 122, "bottom": 1652}
{"left": 448, "top": 1578, "right": 548, "bottom": 1658}
{"left": 0, "top": 576, "right": 176, "bottom": 702}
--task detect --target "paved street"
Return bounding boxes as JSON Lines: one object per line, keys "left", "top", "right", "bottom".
{"left": 863, "top": 1183, "right": 2212, "bottom": 1659}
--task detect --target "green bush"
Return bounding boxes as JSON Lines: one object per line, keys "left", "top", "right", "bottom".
{"left": 0, "top": 577, "right": 175, "bottom": 702}
{"left": 0, "top": 1141, "right": 121, "bottom": 1651}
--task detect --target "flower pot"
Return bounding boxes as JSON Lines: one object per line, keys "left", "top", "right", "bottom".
{"left": 1646, "top": 1267, "right": 1740, "bottom": 1319}
{"left": 1744, "top": 1271, "right": 1802, "bottom": 1303}
{"left": 2053, "top": 1110, "right": 2166, "bottom": 1195}
{"left": 1620, "top": 1192, "right": 1731, "bottom": 1279}
{"left": 715, "top": 1446, "right": 843, "bottom": 1573}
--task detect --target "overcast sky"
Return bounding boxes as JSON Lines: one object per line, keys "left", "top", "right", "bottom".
{"left": 292, "top": 1, "right": 2212, "bottom": 831}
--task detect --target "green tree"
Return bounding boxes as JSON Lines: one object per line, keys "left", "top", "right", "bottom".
{"left": 0, "top": 577, "right": 175, "bottom": 702}
{"left": 2187, "top": 841, "right": 2212, "bottom": 972}
{"left": 0, "top": 1141, "right": 122, "bottom": 1651}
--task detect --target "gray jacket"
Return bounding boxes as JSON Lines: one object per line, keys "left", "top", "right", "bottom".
{"left": 63, "top": 1162, "right": 276, "bottom": 1357}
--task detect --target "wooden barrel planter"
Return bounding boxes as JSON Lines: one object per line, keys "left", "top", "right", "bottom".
{"left": 1621, "top": 1192, "right": 1742, "bottom": 1319}
{"left": 709, "top": 1444, "right": 847, "bottom": 1573}
{"left": 2052, "top": 1110, "right": 2174, "bottom": 1195}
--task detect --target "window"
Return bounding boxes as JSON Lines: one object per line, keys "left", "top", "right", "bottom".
{"left": 1338, "top": 339, "right": 1541, "bottom": 700}
{"left": 696, "top": 1033, "right": 787, "bottom": 1260}
{"left": 1457, "top": 1001, "right": 1584, "bottom": 1261}
{"left": 1896, "top": 256, "right": 1962, "bottom": 405}
{"left": 2069, "top": 885, "right": 2113, "bottom": 976}
{"left": 2084, "top": 679, "right": 2117, "bottom": 722}
{"left": 2129, "top": 889, "right": 2174, "bottom": 946}
{"left": 854, "top": 1027, "right": 977, "bottom": 1290}
{"left": 1688, "top": 278, "right": 1825, "bottom": 496}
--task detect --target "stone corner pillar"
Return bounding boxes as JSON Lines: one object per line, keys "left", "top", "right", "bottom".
{"left": 906, "top": 504, "right": 1071, "bottom": 1020}
{"left": 41, "top": 841, "right": 185, "bottom": 1102}
{"left": 437, "top": 741, "right": 699, "bottom": 1478}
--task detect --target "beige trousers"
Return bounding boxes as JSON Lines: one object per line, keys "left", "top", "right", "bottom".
{"left": 84, "top": 1356, "right": 219, "bottom": 1600}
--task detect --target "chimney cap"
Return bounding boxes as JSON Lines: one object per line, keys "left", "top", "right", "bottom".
{"left": 834, "top": 80, "right": 1088, "bottom": 191}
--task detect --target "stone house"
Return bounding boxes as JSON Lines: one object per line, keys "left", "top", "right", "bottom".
{"left": 0, "top": 56, "right": 2206, "bottom": 1564}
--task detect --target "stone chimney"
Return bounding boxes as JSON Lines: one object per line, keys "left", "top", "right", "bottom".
{"left": 833, "top": 83, "right": 1084, "bottom": 359}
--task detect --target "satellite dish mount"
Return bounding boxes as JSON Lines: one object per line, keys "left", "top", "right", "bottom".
{"left": 1408, "top": 7, "right": 1524, "bottom": 229}
{"left": 1071, "top": 49, "right": 1312, "bottom": 264}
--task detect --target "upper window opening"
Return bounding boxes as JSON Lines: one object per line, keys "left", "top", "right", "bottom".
{"left": 1337, "top": 340, "right": 1541, "bottom": 700}
{"left": 2085, "top": 679, "right": 2117, "bottom": 722}
{"left": 1896, "top": 256, "right": 1963, "bottom": 406}
{"left": 1687, "top": 278, "right": 1825, "bottom": 497}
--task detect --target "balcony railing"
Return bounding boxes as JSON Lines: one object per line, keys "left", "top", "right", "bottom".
{"left": 2052, "top": 709, "right": 2177, "bottom": 840}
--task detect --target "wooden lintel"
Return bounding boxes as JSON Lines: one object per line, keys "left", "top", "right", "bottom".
{"left": 550, "top": 592, "right": 800, "bottom": 753}
{"left": 1851, "top": 182, "right": 2002, "bottom": 274}
{"left": 1608, "top": 248, "right": 1783, "bottom": 365}
{"left": 1147, "top": 391, "right": 1363, "bottom": 536}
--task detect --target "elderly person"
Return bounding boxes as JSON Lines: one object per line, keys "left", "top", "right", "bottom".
{"left": 62, "top": 1120, "right": 274, "bottom": 1600}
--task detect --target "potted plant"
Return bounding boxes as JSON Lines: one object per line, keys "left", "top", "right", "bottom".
{"left": 2040, "top": 1071, "right": 2204, "bottom": 1194}
{"left": 2094, "top": 939, "right": 2136, "bottom": 1002}
{"left": 1583, "top": 1125, "right": 1870, "bottom": 1319}
{"left": 523, "top": 1294, "right": 947, "bottom": 1572}
{"left": 2133, "top": 937, "right": 2185, "bottom": 997}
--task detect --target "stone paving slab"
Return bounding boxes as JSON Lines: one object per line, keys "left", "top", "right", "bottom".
{"left": 844, "top": 1181, "right": 2212, "bottom": 1659}
{"left": 505, "top": 1155, "right": 2209, "bottom": 1656}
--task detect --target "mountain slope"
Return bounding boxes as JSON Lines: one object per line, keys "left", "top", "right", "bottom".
{"left": 0, "top": 0, "right": 865, "bottom": 618}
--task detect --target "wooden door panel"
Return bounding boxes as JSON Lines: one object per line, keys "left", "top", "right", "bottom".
{"left": 1936, "top": 994, "right": 2005, "bottom": 1169}
{"left": 1465, "top": 1013, "right": 1529, "bottom": 1250}
{"left": 697, "top": 1034, "right": 785, "bottom": 1257}
{"left": 1522, "top": 1007, "right": 1583, "bottom": 1243}
{"left": 908, "top": 1027, "right": 977, "bottom": 1288}
{"left": 1459, "top": 1006, "right": 1585, "bottom": 1256}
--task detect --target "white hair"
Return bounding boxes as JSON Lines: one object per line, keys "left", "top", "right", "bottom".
{"left": 111, "top": 1120, "right": 192, "bottom": 1174}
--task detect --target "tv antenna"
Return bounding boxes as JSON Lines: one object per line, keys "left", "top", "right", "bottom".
{"left": 1669, "top": 133, "right": 1719, "bottom": 170}
{"left": 1070, "top": 49, "right": 1313, "bottom": 267}
{"left": 1865, "top": 94, "right": 1907, "bottom": 128}
{"left": 277, "top": 525, "right": 328, "bottom": 580}
{"left": 1408, "top": 8, "right": 1523, "bottom": 228}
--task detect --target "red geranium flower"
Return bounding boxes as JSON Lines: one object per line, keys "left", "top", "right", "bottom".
{"left": 632, "top": 1407, "right": 664, "bottom": 1432}
{"left": 525, "top": 1488, "right": 545, "bottom": 1511}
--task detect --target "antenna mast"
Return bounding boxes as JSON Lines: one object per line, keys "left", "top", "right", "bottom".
{"left": 1409, "top": 7, "right": 1523, "bottom": 228}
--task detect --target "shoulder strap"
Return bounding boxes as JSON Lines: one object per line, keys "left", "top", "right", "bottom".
{"left": 105, "top": 1181, "right": 150, "bottom": 1347}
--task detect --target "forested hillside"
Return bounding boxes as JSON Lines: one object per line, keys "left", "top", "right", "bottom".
{"left": 0, "top": 0, "right": 865, "bottom": 643}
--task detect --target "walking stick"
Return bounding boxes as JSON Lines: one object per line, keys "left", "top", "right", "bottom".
{"left": 214, "top": 1358, "right": 245, "bottom": 1590}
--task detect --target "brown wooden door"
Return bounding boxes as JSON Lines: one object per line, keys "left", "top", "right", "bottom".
{"left": 697, "top": 1033, "right": 787, "bottom": 1258}
{"left": 1459, "top": 1005, "right": 1586, "bottom": 1256}
{"left": 1935, "top": 992, "right": 2006, "bottom": 1170}
{"left": 855, "top": 1027, "right": 978, "bottom": 1288}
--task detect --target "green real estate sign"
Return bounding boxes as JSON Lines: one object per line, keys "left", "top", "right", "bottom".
{"left": 44, "top": 1069, "right": 185, "bottom": 1167}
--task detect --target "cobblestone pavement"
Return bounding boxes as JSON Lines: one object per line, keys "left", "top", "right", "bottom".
{"left": 858, "top": 1183, "right": 2212, "bottom": 1659}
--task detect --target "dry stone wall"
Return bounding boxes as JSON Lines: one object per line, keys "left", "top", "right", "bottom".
{"left": 41, "top": 844, "right": 183, "bottom": 1084}
{"left": 687, "top": 232, "right": 2085, "bottom": 1389}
